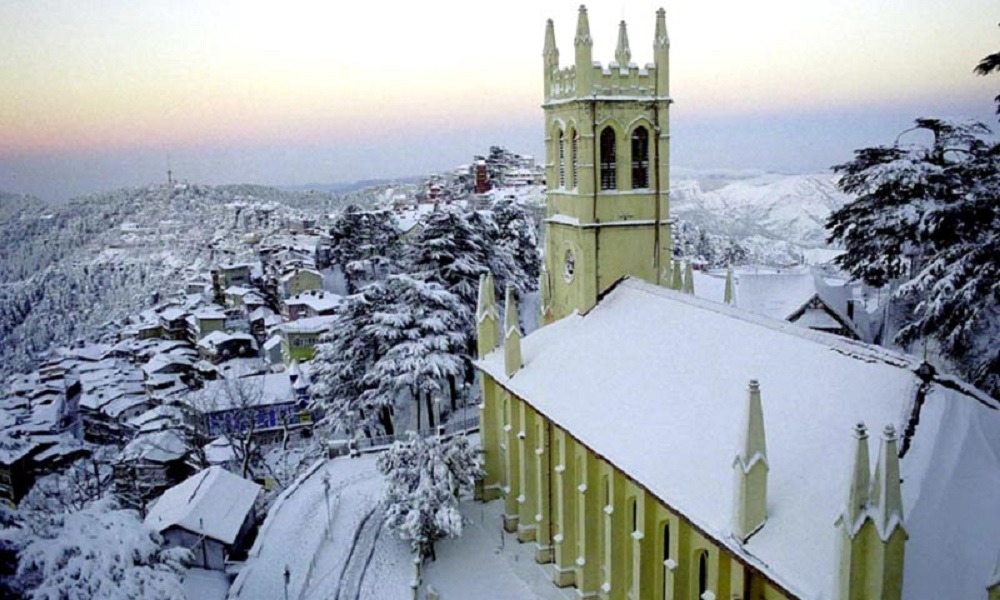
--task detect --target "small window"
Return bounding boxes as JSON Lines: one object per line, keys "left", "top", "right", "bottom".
{"left": 663, "top": 522, "right": 671, "bottom": 561}
{"left": 631, "top": 127, "right": 649, "bottom": 189}
{"left": 631, "top": 497, "right": 638, "bottom": 532}
{"left": 600, "top": 128, "right": 617, "bottom": 190}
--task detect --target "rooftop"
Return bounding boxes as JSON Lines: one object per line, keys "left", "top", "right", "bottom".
{"left": 146, "top": 466, "right": 261, "bottom": 545}
{"left": 477, "top": 278, "right": 1000, "bottom": 599}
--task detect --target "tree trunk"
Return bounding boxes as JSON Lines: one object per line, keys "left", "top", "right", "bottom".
{"left": 425, "top": 393, "right": 436, "bottom": 429}
{"left": 415, "top": 389, "right": 422, "bottom": 431}
{"left": 448, "top": 375, "right": 458, "bottom": 411}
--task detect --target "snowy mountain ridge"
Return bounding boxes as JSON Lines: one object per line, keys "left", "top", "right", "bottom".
{"left": 671, "top": 171, "right": 850, "bottom": 249}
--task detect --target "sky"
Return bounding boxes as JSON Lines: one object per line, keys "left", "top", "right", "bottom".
{"left": 0, "top": 0, "right": 996, "bottom": 202}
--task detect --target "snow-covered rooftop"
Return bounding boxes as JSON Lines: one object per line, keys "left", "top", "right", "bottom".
{"left": 285, "top": 291, "right": 341, "bottom": 313}
{"left": 477, "top": 278, "right": 1000, "bottom": 599}
{"left": 281, "top": 315, "right": 337, "bottom": 335}
{"left": 146, "top": 466, "right": 260, "bottom": 545}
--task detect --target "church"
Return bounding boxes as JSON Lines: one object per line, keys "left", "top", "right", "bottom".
{"left": 474, "top": 7, "right": 1000, "bottom": 600}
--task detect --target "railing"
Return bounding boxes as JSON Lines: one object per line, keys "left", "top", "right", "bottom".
{"left": 327, "top": 414, "right": 480, "bottom": 457}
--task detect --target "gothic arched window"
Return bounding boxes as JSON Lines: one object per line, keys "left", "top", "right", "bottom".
{"left": 558, "top": 130, "right": 566, "bottom": 188}
{"left": 600, "top": 127, "right": 617, "bottom": 190}
{"left": 631, "top": 127, "right": 650, "bottom": 189}
{"left": 698, "top": 551, "right": 709, "bottom": 597}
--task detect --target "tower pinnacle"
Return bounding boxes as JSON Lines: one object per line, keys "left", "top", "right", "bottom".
{"left": 574, "top": 5, "right": 592, "bottom": 47}
{"left": 615, "top": 20, "right": 631, "bottom": 66}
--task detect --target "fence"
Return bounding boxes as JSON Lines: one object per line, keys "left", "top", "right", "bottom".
{"left": 327, "top": 414, "right": 480, "bottom": 457}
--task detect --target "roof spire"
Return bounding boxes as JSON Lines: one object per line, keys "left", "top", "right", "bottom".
{"left": 732, "top": 379, "right": 768, "bottom": 542}
{"left": 543, "top": 18, "right": 559, "bottom": 64}
{"left": 476, "top": 272, "right": 499, "bottom": 359}
{"left": 870, "top": 425, "right": 904, "bottom": 540}
{"left": 842, "top": 422, "right": 871, "bottom": 535}
{"left": 724, "top": 267, "right": 735, "bottom": 305}
{"left": 503, "top": 284, "right": 523, "bottom": 378}
{"left": 575, "top": 5, "right": 592, "bottom": 47}
{"left": 654, "top": 7, "right": 669, "bottom": 50}
{"left": 615, "top": 20, "right": 631, "bottom": 66}
{"left": 671, "top": 259, "right": 683, "bottom": 291}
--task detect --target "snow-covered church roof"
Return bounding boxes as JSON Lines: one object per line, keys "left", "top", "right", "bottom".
{"left": 477, "top": 278, "right": 1000, "bottom": 599}
{"left": 146, "top": 466, "right": 261, "bottom": 545}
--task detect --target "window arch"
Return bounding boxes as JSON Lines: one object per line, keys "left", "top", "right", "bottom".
{"left": 571, "top": 130, "right": 580, "bottom": 189}
{"left": 697, "top": 551, "right": 709, "bottom": 598}
{"left": 600, "top": 127, "right": 617, "bottom": 190}
{"left": 631, "top": 126, "right": 650, "bottom": 189}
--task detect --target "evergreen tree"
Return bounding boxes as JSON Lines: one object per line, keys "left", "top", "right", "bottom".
{"left": 360, "top": 275, "right": 468, "bottom": 430}
{"left": 406, "top": 209, "right": 492, "bottom": 313}
{"left": 376, "top": 433, "right": 483, "bottom": 562}
{"left": 310, "top": 283, "right": 396, "bottom": 437}
{"left": 328, "top": 204, "right": 400, "bottom": 293}
{"left": 490, "top": 198, "right": 541, "bottom": 296}
{"left": 827, "top": 116, "right": 1000, "bottom": 397}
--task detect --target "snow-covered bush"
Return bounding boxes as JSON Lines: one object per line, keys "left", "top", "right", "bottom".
{"left": 12, "top": 498, "right": 191, "bottom": 599}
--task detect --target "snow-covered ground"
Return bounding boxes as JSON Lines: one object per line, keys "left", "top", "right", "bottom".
{"left": 234, "top": 450, "right": 574, "bottom": 600}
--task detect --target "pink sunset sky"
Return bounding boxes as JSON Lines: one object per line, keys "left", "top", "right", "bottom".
{"left": 1, "top": 0, "right": 996, "bottom": 200}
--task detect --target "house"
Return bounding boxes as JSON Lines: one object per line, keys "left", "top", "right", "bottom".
{"left": 279, "top": 267, "right": 322, "bottom": 299}
{"left": 733, "top": 270, "right": 868, "bottom": 341}
{"left": 159, "top": 307, "right": 190, "bottom": 341}
{"left": 196, "top": 331, "right": 258, "bottom": 363}
{"left": 145, "top": 466, "right": 261, "bottom": 570}
{"left": 224, "top": 286, "right": 255, "bottom": 310}
{"left": 469, "top": 8, "right": 1000, "bottom": 600}
{"left": 283, "top": 290, "right": 340, "bottom": 321}
{"left": 212, "top": 263, "right": 253, "bottom": 295}
{"left": 182, "top": 373, "right": 314, "bottom": 447}
{"left": 115, "top": 428, "right": 191, "bottom": 506}
{"left": 280, "top": 315, "right": 336, "bottom": 363}
{"left": 186, "top": 306, "right": 228, "bottom": 341}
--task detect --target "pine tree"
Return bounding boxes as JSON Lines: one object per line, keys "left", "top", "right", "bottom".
{"left": 328, "top": 204, "right": 400, "bottom": 293}
{"left": 490, "top": 198, "right": 541, "bottom": 296}
{"left": 828, "top": 116, "right": 1000, "bottom": 397}
{"left": 360, "top": 275, "right": 468, "bottom": 431}
{"left": 376, "top": 433, "right": 483, "bottom": 562}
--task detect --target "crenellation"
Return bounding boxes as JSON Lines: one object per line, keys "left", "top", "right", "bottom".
{"left": 548, "top": 62, "right": 658, "bottom": 101}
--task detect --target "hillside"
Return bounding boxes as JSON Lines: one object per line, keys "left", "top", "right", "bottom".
{"left": 671, "top": 170, "right": 849, "bottom": 250}
{"left": 0, "top": 183, "right": 347, "bottom": 377}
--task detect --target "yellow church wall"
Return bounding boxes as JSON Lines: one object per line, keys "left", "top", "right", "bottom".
{"left": 479, "top": 374, "right": 795, "bottom": 600}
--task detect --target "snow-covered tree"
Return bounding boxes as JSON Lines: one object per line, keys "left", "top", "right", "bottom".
{"left": 10, "top": 498, "right": 190, "bottom": 600}
{"left": 377, "top": 433, "right": 483, "bottom": 561}
{"left": 328, "top": 205, "right": 400, "bottom": 293}
{"left": 311, "top": 283, "right": 397, "bottom": 436}
{"left": 406, "top": 209, "right": 492, "bottom": 313}
{"left": 828, "top": 116, "right": 1000, "bottom": 396}
{"left": 20, "top": 451, "right": 115, "bottom": 515}
{"left": 361, "top": 275, "right": 468, "bottom": 430}
{"left": 484, "top": 198, "right": 541, "bottom": 297}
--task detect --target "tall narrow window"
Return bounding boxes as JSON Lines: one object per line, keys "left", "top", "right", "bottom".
{"left": 662, "top": 523, "right": 671, "bottom": 561}
{"left": 630, "top": 498, "right": 638, "bottom": 532}
{"left": 600, "top": 127, "right": 617, "bottom": 190}
{"left": 631, "top": 127, "right": 649, "bottom": 189}
{"left": 571, "top": 131, "right": 580, "bottom": 188}
{"left": 698, "top": 552, "right": 709, "bottom": 597}
{"left": 558, "top": 131, "right": 566, "bottom": 188}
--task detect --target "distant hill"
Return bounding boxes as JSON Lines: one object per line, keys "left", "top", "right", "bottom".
{"left": 280, "top": 176, "right": 423, "bottom": 194}
{"left": 671, "top": 170, "right": 849, "bottom": 249}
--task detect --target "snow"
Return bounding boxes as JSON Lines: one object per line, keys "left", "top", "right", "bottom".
{"left": 477, "top": 277, "right": 1000, "bottom": 598}
{"left": 736, "top": 269, "right": 816, "bottom": 321}
{"left": 280, "top": 315, "right": 337, "bottom": 334}
{"left": 183, "top": 568, "right": 230, "bottom": 600}
{"left": 146, "top": 466, "right": 261, "bottom": 545}
{"left": 285, "top": 290, "right": 342, "bottom": 314}
{"left": 190, "top": 373, "right": 295, "bottom": 410}
{"left": 120, "top": 428, "right": 187, "bottom": 464}
{"left": 230, "top": 455, "right": 383, "bottom": 600}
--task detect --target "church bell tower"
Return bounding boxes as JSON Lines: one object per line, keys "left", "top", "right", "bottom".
{"left": 541, "top": 6, "right": 672, "bottom": 323}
